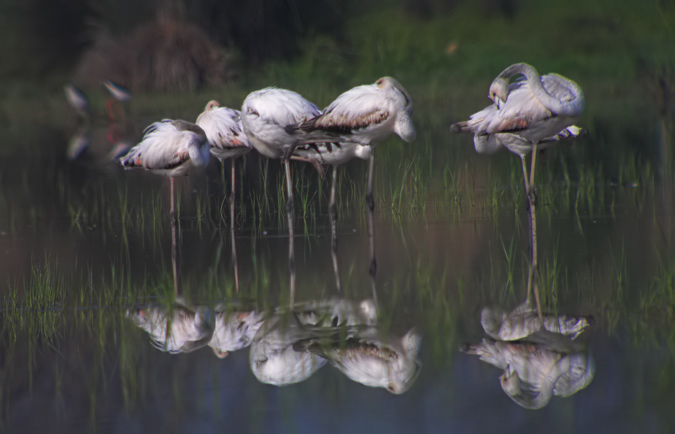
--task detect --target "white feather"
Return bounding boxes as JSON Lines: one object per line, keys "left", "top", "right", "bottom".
{"left": 120, "top": 119, "right": 210, "bottom": 177}
{"left": 295, "top": 77, "right": 415, "bottom": 147}
{"left": 196, "top": 103, "right": 251, "bottom": 161}
{"left": 241, "top": 87, "right": 321, "bottom": 159}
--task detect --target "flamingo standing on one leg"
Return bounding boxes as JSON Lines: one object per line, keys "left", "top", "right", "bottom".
{"left": 450, "top": 62, "right": 584, "bottom": 205}
{"left": 196, "top": 99, "right": 252, "bottom": 291}
{"left": 195, "top": 99, "right": 251, "bottom": 208}
{"left": 286, "top": 77, "right": 415, "bottom": 298}
{"left": 450, "top": 63, "right": 585, "bottom": 317}
{"left": 119, "top": 119, "right": 210, "bottom": 293}
{"left": 240, "top": 87, "right": 322, "bottom": 306}
{"left": 240, "top": 87, "right": 321, "bottom": 213}
{"left": 287, "top": 76, "right": 416, "bottom": 212}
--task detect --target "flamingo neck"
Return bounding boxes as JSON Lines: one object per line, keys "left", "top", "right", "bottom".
{"left": 499, "top": 63, "right": 582, "bottom": 118}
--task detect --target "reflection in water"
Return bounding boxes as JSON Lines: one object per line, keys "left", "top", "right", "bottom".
{"left": 481, "top": 302, "right": 593, "bottom": 342}
{"left": 103, "top": 79, "right": 132, "bottom": 123}
{"left": 64, "top": 84, "right": 90, "bottom": 121}
{"left": 126, "top": 296, "right": 422, "bottom": 393}
{"left": 127, "top": 304, "right": 214, "bottom": 353}
{"left": 461, "top": 329, "right": 595, "bottom": 410}
{"left": 461, "top": 247, "right": 594, "bottom": 408}
{"left": 208, "top": 305, "right": 265, "bottom": 358}
{"left": 249, "top": 313, "right": 327, "bottom": 386}
{"left": 297, "top": 325, "right": 422, "bottom": 394}
{"left": 248, "top": 298, "right": 379, "bottom": 386}
{"left": 461, "top": 170, "right": 596, "bottom": 408}
{"left": 67, "top": 126, "right": 90, "bottom": 161}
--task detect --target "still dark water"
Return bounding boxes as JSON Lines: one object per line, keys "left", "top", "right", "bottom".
{"left": 1, "top": 88, "right": 674, "bottom": 434}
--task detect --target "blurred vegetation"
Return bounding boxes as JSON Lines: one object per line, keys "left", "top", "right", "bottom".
{"left": 0, "top": 0, "right": 673, "bottom": 96}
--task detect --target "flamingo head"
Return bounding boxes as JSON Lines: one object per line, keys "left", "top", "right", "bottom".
{"left": 377, "top": 77, "right": 413, "bottom": 112}
{"left": 205, "top": 100, "right": 220, "bottom": 111}
{"left": 488, "top": 78, "right": 509, "bottom": 108}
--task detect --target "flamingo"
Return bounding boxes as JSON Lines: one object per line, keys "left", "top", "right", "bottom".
{"left": 287, "top": 76, "right": 416, "bottom": 212}
{"left": 240, "top": 87, "right": 321, "bottom": 213}
{"left": 195, "top": 99, "right": 251, "bottom": 208}
{"left": 450, "top": 63, "right": 585, "bottom": 205}
{"left": 195, "top": 100, "right": 251, "bottom": 290}
{"left": 287, "top": 77, "right": 414, "bottom": 297}
{"left": 119, "top": 119, "right": 210, "bottom": 218}
{"left": 241, "top": 87, "right": 322, "bottom": 306}
{"left": 103, "top": 79, "right": 132, "bottom": 122}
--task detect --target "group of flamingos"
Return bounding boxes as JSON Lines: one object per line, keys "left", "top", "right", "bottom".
{"left": 116, "top": 62, "right": 585, "bottom": 306}
{"left": 118, "top": 62, "right": 584, "bottom": 218}
{"left": 110, "top": 62, "right": 588, "bottom": 398}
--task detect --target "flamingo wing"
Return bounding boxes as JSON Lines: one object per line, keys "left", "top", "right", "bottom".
{"left": 196, "top": 106, "right": 250, "bottom": 150}
{"left": 121, "top": 120, "right": 197, "bottom": 170}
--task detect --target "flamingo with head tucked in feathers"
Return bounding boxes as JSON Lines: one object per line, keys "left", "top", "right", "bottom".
{"left": 287, "top": 76, "right": 415, "bottom": 213}
{"left": 450, "top": 63, "right": 585, "bottom": 204}
{"left": 240, "top": 87, "right": 322, "bottom": 213}
{"left": 119, "top": 119, "right": 210, "bottom": 217}
{"left": 195, "top": 99, "right": 251, "bottom": 202}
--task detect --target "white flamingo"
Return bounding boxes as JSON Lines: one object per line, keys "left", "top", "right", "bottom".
{"left": 287, "top": 76, "right": 415, "bottom": 211}
{"left": 240, "top": 87, "right": 321, "bottom": 213}
{"left": 195, "top": 100, "right": 251, "bottom": 290}
{"left": 119, "top": 119, "right": 210, "bottom": 217}
{"left": 450, "top": 63, "right": 585, "bottom": 203}
{"left": 196, "top": 100, "right": 251, "bottom": 162}
{"left": 195, "top": 99, "right": 251, "bottom": 199}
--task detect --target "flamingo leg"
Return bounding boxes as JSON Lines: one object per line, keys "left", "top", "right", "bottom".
{"left": 520, "top": 148, "right": 543, "bottom": 323}
{"left": 330, "top": 166, "right": 340, "bottom": 292}
{"left": 284, "top": 159, "right": 294, "bottom": 214}
{"left": 329, "top": 165, "right": 338, "bottom": 222}
{"left": 366, "top": 149, "right": 376, "bottom": 212}
{"left": 284, "top": 158, "right": 296, "bottom": 308}
{"left": 368, "top": 195, "right": 378, "bottom": 311}
{"left": 288, "top": 199, "right": 296, "bottom": 309}
{"left": 528, "top": 196, "right": 543, "bottom": 324}
{"left": 231, "top": 158, "right": 239, "bottom": 293}
{"left": 170, "top": 177, "right": 179, "bottom": 297}
{"left": 528, "top": 143, "right": 539, "bottom": 206}
{"left": 364, "top": 148, "right": 377, "bottom": 305}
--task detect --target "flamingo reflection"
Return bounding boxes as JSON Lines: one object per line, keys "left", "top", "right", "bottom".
{"left": 461, "top": 332, "right": 595, "bottom": 409}
{"left": 208, "top": 305, "right": 265, "bottom": 359}
{"left": 127, "top": 304, "right": 214, "bottom": 354}
{"left": 296, "top": 326, "right": 422, "bottom": 394}
{"left": 480, "top": 302, "right": 593, "bottom": 342}
{"left": 249, "top": 314, "right": 327, "bottom": 386}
